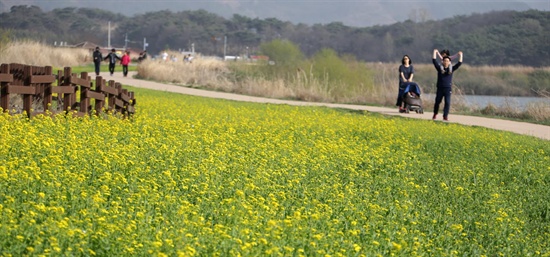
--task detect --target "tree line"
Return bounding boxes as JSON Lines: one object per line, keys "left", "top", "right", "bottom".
{"left": 1, "top": 5, "right": 549, "bottom": 67}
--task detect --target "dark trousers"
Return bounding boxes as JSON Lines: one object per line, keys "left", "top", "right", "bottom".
{"left": 434, "top": 87, "right": 452, "bottom": 118}
{"left": 109, "top": 63, "right": 116, "bottom": 75}
{"left": 396, "top": 84, "right": 406, "bottom": 107}
{"left": 122, "top": 65, "right": 128, "bottom": 77}
{"left": 94, "top": 62, "right": 101, "bottom": 75}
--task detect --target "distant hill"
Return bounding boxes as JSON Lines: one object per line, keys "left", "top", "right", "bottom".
{"left": 1, "top": 4, "right": 548, "bottom": 68}
{"left": 0, "top": 0, "right": 548, "bottom": 27}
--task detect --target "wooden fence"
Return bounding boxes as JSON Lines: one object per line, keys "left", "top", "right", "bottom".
{"left": 0, "top": 63, "right": 135, "bottom": 118}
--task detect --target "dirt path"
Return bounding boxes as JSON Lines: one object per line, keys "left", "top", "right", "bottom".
{"left": 111, "top": 72, "right": 549, "bottom": 140}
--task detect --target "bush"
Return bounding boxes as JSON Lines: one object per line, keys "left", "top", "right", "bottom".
{"left": 528, "top": 69, "right": 550, "bottom": 93}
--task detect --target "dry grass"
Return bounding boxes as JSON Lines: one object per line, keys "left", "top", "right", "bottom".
{"left": 0, "top": 40, "right": 90, "bottom": 67}
{"left": 465, "top": 65, "right": 550, "bottom": 74}
{"left": 136, "top": 58, "right": 549, "bottom": 123}
{"left": 1, "top": 41, "right": 548, "bottom": 123}
{"left": 137, "top": 52, "right": 233, "bottom": 88}
{"left": 136, "top": 56, "right": 336, "bottom": 102}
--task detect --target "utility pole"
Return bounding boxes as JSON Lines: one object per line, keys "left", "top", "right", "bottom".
{"left": 223, "top": 35, "right": 227, "bottom": 59}
{"left": 124, "top": 33, "right": 129, "bottom": 50}
{"left": 108, "top": 21, "right": 111, "bottom": 49}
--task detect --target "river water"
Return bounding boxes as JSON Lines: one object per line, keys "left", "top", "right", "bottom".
{"left": 423, "top": 94, "right": 550, "bottom": 110}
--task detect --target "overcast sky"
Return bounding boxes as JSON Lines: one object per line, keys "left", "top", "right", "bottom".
{"left": 1, "top": 0, "right": 549, "bottom": 27}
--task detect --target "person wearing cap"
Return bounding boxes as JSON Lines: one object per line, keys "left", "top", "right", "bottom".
{"left": 92, "top": 47, "right": 103, "bottom": 76}
{"left": 104, "top": 48, "right": 121, "bottom": 76}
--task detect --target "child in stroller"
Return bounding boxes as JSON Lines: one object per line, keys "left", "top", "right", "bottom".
{"left": 402, "top": 82, "right": 424, "bottom": 114}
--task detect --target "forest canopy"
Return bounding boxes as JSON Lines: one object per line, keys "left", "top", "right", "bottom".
{"left": 0, "top": 6, "right": 549, "bottom": 67}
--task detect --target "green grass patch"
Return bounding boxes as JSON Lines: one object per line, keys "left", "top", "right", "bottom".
{"left": 53, "top": 64, "right": 138, "bottom": 75}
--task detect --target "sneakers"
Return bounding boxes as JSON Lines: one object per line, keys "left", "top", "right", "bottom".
{"left": 399, "top": 107, "right": 406, "bottom": 113}
{"left": 433, "top": 114, "right": 449, "bottom": 121}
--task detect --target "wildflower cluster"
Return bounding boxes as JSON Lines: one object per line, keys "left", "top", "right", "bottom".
{"left": 0, "top": 88, "right": 548, "bottom": 256}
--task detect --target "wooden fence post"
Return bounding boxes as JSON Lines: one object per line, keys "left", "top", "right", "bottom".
{"left": 28, "top": 65, "right": 55, "bottom": 115}
{"left": 0, "top": 64, "right": 13, "bottom": 112}
{"left": 78, "top": 72, "right": 91, "bottom": 115}
{"left": 44, "top": 67, "right": 53, "bottom": 112}
{"left": 53, "top": 69, "right": 75, "bottom": 113}
{"left": 22, "top": 65, "right": 33, "bottom": 117}
{"left": 108, "top": 80, "right": 117, "bottom": 111}
{"left": 63, "top": 67, "right": 78, "bottom": 111}
{"left": 127, "top": 91, "right": 136, "bottom": 116}
{"left": 95, "top": 76, "right": 105, "bottom": 114}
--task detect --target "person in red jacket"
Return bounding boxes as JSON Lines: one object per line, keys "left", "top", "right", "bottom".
{"left": 121, "top": 51, "right": 131, "bottom": 77}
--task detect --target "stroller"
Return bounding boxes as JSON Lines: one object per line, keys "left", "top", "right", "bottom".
{"left": 402, "top": 82, "right": 424, "bottom": 114}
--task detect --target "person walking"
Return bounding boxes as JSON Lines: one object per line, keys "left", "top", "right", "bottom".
{"left": 432, "top": 49, "right": 463, "bottom": 121}
{"left": 92, "top": 47, "right": 103, "bottom": 76}
{"left": 104, "top": 48, "right": 121, "bottom": 76}
{"left": 397, "top": 55, "right": 414, "bottom": 113}
{"left": 121, "top": 51, "right": 131, "bottom": 77}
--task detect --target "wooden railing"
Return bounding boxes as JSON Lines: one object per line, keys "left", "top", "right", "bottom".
{"left": 0, "top": 63, "right": 135, "bottom": 118}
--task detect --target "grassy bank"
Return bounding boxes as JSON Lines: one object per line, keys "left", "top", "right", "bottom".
{"left": 1, "top": 41, "right": 548, "bottom": 124}
{"left": 136, "top": 56, "right": 550, "bottom": 124}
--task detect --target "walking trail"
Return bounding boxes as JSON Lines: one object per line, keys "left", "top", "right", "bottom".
{"left": 111, "top": 72, "right": 549, "bottom": 140}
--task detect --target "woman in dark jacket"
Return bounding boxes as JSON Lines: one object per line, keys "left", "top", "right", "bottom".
{"left": 397, "top": 55, "right": 414, "bottom": 113}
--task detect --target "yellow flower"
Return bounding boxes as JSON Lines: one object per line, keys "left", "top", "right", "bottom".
{"left": 451, "top": 224, "right": 464, "bottom": 232}
{"left": 391, "top": 242, "right": 402, "bottom": 251}
{"left": 313, "top": 233, "right": 323, "bottom": 240}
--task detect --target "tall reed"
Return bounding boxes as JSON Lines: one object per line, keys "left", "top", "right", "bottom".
{"left": 0, "top": 40, "right": 90, "bottom": 67}
{"left": 1, "top": 41, "right": 547, "bottom": 123}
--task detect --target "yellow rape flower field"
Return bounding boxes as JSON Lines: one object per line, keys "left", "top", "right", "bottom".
{"left": 1, "top": 87, "right": 549, "bottom": 256}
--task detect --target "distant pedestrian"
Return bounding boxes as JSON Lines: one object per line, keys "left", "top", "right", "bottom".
{"left": 138, "top": 50, "right": 147, "bottom": 63}
{"left": 121, "top": 51, "right": 130, "bottom": 77}
{"left": 92, "top": 47, "right": 103, "bottom": 76}
{"left": 162, "top": 51, "right": 168, "bottom": 62}
{"left": 432, "top": 49, "right": 463, "bottom": 121}
{"left": 104, "top": 48, "right": 121, "bottom": 76}
{"left": 397, "top": 54, "right": 414, "bottom": 113}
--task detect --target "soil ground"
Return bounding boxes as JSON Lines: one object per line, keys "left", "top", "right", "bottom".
{"left": 111, "top": 72, "right": 549, "bottom": 141}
